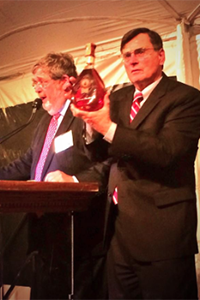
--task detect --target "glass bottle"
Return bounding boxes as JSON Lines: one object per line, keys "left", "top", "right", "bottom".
{"left": 71, "top": 43, "right": 106, "bottom": 111}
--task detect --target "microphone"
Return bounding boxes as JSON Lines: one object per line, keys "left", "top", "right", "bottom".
{"left": 32, "top": 98, "right": 42, "bottom": 113}
{"left": 0, "top": 98, "right": 42, "bottom": 144}
{"left": 26, "top": 98, "right": 42, "bottom": 122}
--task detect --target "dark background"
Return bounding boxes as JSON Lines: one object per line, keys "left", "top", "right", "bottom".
{"left": 0, "top": 102, "right": 45, "bottom": 288}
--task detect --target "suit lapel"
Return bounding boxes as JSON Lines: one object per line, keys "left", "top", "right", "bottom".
{"left": 41, "top": 108, "right": 75, "bottom": 180}
{"left": 32, "top": 113, "right": 51, "bottom": 172}
{"left": 131, "top": 74, "right": 168, "bottom": 129}
{"left": 111, "top": 87, "right": 134, "bottom": 127}
{"left": 56, "top": 108, "right": 75, "bottom": 137}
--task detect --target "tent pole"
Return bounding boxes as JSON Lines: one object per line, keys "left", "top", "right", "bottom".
{"left": 176, "top": 20, "right": 193, "bottom": 86}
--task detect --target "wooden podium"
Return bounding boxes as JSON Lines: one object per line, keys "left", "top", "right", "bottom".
{"left": 0, "top": 180, "right": 99, "bottom": 299}
{"left": 0, "top": 180, "right": 99, "bottom": 213}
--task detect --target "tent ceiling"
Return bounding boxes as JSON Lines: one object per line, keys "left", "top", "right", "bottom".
{"left": 0, "top": 0, "right": 200, "bottom": 79}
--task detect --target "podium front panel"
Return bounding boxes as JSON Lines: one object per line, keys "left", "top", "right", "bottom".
{"left": 0, "top": 181, "right": 99, "bottom": 213}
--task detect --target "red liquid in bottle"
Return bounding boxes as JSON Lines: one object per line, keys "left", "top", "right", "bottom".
{"left": 71, "top": 43, "right": 106, "bottom": 111}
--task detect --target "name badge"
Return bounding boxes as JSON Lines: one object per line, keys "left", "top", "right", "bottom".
{"left": 54, "top": 130, "right": 73, "bottom": 153}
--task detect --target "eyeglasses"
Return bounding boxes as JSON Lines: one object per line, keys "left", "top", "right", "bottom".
{"left": 32, "top": 80, "right": 52, "bottom": 90}
{"left": 122, "top": 47, "right": 157, "bottom": 63}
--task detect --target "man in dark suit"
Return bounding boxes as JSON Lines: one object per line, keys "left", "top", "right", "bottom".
{"left": 0, "top": 52, "right": 109, "bottom": 299}
{"left": 71, "top": 27, "right": 200, "bottom": 299}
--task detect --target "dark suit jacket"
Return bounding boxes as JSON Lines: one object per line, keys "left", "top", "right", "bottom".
{"left": 107, "top": 73, "right": 200, "bottom": 262}
{"left": 0, "top": 106, "right": 110, "bottom": 260}
{"left": 0, "top": 107, "right": 109, "bottom": 184}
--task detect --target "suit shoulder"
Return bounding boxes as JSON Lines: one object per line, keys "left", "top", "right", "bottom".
{"left": 110, "top": 83, "right": 134, "bottom": 100}
{"left": 166, "top": 76, "right": 200, "bottom": 96}
{"left": 111, "top": 82, "right": 133, "bottom": 92}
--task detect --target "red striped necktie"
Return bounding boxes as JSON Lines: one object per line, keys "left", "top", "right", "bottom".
{"left": 130, "top": 92, "right": 143, "bottom": 122}
{"left": 112, "top": 92, "right": 143, "bottom": 205}
{"left": 34, "top": 113, "right": 60, "bottom": 181}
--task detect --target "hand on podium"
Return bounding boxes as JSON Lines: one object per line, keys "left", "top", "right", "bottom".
{"left": 44, "top": 171, "right": 77, "bottom": 182}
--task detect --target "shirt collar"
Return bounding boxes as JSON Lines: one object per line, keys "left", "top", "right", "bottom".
{"left": 134, "top": 76, "right": 163, "bottom": 101}
{"left": 59, "top": 99, "right": 71, "bottom": 116}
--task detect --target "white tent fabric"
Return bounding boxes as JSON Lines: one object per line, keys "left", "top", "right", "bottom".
{"left": 0, "top": 0, "right": 200, "bottom": 106}
{"left": 0, "top": 0, "right": 193, "bottom": 73}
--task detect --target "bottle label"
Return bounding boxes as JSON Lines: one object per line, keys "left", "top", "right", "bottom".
{"left": 72, "top": 69, "right": 105, "bottom": 111}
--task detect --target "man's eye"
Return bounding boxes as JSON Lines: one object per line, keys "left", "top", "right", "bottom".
{"left": 135, "top": 48, "right": 145, "bottom": 55}
{"left": 124, "top": 52, "right": 132, "bottom": 58}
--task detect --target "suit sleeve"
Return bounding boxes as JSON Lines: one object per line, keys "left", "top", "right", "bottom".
{"left": 75, "top": 158, "right": 112, "bottom": 190}
{"left": 0, "top": 147, "right": 32, "bottom": 180}
{"left": 74, "top": 135, "right": 111, "bottom": 191}
{"left": 109, "top": 82, "right": 200, "bottom": 169}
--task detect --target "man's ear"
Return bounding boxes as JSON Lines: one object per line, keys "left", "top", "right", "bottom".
{"left": 62, "top": 75, "right": 70, "bottom": 91}
{"left": 158, "top": 48, "right": 165, "bottom": 67}
{"left": 62, "top": 75, "right": 76, "bottom": 91}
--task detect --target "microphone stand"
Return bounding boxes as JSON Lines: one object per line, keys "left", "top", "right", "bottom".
{"left": 0, "top": 98, "right": 42, "bottom": 144}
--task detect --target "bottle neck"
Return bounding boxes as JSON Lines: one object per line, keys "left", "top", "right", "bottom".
{"left": 85, "top": 55, "right": 95, "bottom": 69}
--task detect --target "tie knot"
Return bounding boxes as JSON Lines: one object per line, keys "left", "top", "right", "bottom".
{"left": 133, "top": 92, "right": 143, "bottom": 103}
{"left": 130, "top": 92, "right": 143, "bottom": 123}
{"left": 53, "top": 112, "right": 60, "bottom": 120}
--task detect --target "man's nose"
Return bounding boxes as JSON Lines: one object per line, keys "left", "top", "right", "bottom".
{"left": 129, "top": 53, "right": 139, "bottom": 63}
{"left": 34, "top": 84, "right": 43, "bottom": 93}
